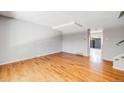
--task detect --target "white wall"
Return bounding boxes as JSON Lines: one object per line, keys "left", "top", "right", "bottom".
{"left": 62, "top": 31, "right": 89, "bottom": 56}
{"left": 0, "top": 16, "right": 62, "bottom": 64}
{"left": 103, "top": 25, "right": 124, "bottom": 61}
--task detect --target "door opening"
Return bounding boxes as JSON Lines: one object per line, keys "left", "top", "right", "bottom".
{"left": 89, "top": 29, "right": 103, "bottom": 63}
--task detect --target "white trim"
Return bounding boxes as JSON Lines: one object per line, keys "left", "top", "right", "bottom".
{"left": 62, "top": 51, "right": 88, "bottom": 56}
{"left": 0, "top": 51, "right": 61, "bottom": 66}
{"left": 113, "top": 66, "right": 124, "bottom": 71}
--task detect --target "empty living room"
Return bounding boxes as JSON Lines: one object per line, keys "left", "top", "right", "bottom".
{"left": 0, "top": 11, "right": 124, "bottom": 82}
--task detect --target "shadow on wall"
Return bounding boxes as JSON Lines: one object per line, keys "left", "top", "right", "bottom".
{"left": 0, "top": 11, "right": 17, "bottom": 19}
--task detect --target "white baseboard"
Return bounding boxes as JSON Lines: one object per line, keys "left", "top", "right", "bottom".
{"left": 0, "top": 51, "right": 61, "bottom": 66}
{"left": 62, "top": 51, "right": 88, "bottom": 56}
{"left": 113, "top": 66, "right": 124, "bottom": 71}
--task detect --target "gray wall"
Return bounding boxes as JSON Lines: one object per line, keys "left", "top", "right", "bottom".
{"left": 62, "top": 31, "right": 89, "bottom": 56}
{"left": 62, "top": 25, "right": 124, "bottom": 61}
{"left": 0, "top": 16, "right": 124, "bottom": 65}
{"left": 103, "top": 25, "right": 124, "bottom": 61}
{"left": 0, "top": 16, "right": 62, "bottom": 64}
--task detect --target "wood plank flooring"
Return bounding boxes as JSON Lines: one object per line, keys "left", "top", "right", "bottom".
{"left": 0, "top": 52, "right": 124, "bottom": 82}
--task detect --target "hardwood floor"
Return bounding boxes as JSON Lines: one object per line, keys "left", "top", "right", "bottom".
{"left": 0, "top": 52, "right": 124, "bottom": 82}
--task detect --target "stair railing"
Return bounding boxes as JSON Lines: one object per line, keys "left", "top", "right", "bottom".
{"left": 116, "top": 40, "right": 124, "bottom": 46}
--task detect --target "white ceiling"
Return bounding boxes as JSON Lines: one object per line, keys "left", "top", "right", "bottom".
{"left": 53, "top": 21, "right": 87, "bottom": 34}
{"left": 0, "top": 11, "right": 124, "bottom": 33}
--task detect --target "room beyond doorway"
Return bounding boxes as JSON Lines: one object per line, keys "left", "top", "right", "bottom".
{"left": 89, "top": 29, "right": 103, "bottom": 63}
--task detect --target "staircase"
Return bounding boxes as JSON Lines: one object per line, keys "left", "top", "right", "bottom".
{"left": 113, "top": 40, "right": 124, "bottom": 71}
{"left": 113, "top": 53, "right": 124, "bottom": 71}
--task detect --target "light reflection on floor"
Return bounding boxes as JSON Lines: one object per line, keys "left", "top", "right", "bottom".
{"left": 89, "top": 48, "right": 103, "bottom": 71}
{"left": 90, "top": 48, "right": 102, "bottom": 63}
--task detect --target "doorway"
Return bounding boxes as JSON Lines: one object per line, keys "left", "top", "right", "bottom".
{"left": 89, "top": 29, "right": 103, "bottom": 63}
